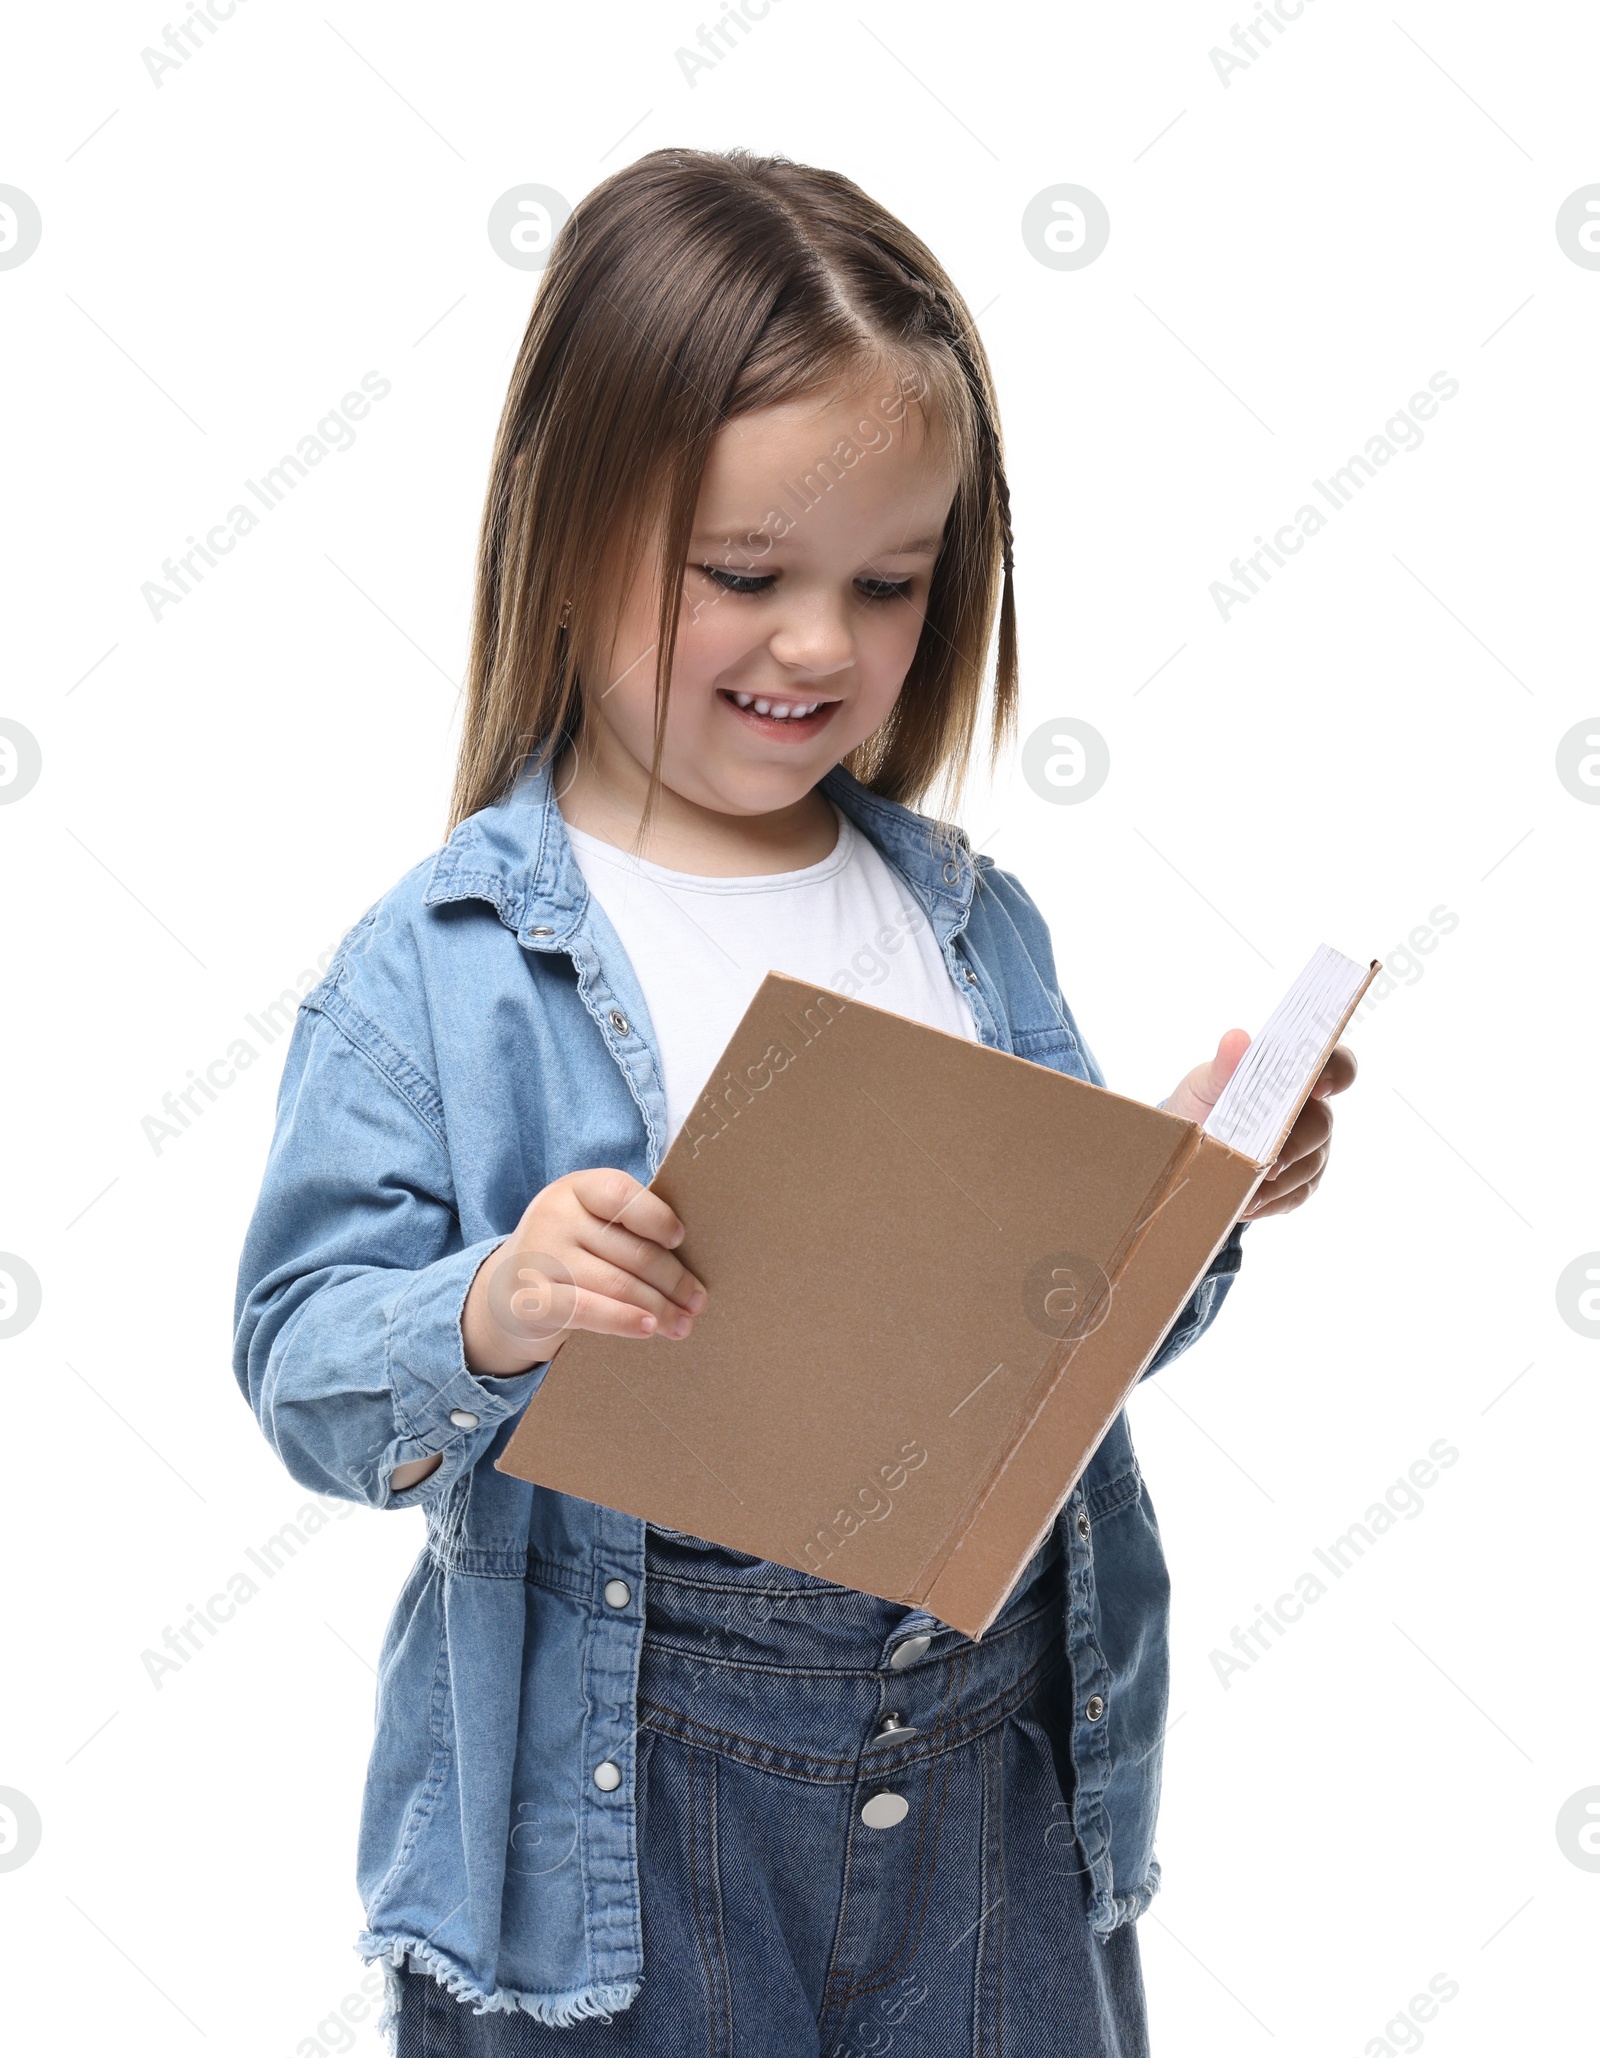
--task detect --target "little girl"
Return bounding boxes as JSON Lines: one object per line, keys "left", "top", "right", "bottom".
{"left": 235, "top": 146, "right": 1349, "bottom": 2057}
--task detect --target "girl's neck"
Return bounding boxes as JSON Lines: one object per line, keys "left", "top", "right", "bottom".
{"left": 554, "top": 742, "right": 839, "bottom": 878}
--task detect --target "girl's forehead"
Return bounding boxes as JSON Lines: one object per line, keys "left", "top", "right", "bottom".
{"left": 695, "top": 390, "right": 960, "bottom": 542}
{"left": 714, "top": 382, "right": 949, "bottom": 461}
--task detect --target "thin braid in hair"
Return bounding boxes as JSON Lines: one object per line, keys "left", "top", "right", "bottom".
{"left": 894, "top": 268, "right": 1014, "bottom": 575}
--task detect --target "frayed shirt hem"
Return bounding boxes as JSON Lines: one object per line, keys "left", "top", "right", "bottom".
{"left": 1088, "top": 1860, "right": 1161, "bottom": 1938}
{"left": 362, "top": 1932, "right": 642, "bottom": 2044}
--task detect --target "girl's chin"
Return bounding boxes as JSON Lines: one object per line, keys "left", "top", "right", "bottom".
{"left": 696, "top": 767, "right": 830, "bottom": 815}
{"left": 654, "top": 751, "right": 842, "bottom": 823}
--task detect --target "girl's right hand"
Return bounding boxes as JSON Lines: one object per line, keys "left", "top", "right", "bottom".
{"left": 461, "top": 1168, "right": 708, "bottom": 1377}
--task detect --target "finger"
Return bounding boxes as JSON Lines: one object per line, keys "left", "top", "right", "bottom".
{"left": 1268, "top": 1098, "right": 1332, "bottom": 1173}
{"left": 577, "top": 1219, "right": 707, "bottom": 1311}
{"left": 1273, "top": 1147, "right": 1324, "bottom": 1199}
{"left": 1250, "top": 1145, "right": 1327, "bottom": 1210}
{"left": 1293, "top": 1095, "right": 1335, "bottom": 1145}
{"left": 567, "top": 1286, "right": 675, "bottom": 1340}
{"left": 1311, "top": 1043, "right": 1358, "bottom": 1098}
{"left": 1246, "top": 1168, "right": 1322, "bottom": 1221}
{"left": 1210, "top": 1027, "right": 1252, "bottom": 1099}
{"left": 569, "top": 1256, "right": 699, "bottom": 1338}
{"left": 567, "top": 1167, "right": 687, "bottom": 1249}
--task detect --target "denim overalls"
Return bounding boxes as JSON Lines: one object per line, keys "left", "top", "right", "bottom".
{"left": 394, "top": 1518, "right": 1147, "bottom": 2058}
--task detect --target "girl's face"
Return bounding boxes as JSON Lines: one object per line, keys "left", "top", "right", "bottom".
{"left": 590, "top": 379, "right": 960, "bottom": 821}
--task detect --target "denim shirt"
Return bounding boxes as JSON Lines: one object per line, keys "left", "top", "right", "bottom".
{"left": 232, "top": 754, "right": 1246, "bottom": 2027}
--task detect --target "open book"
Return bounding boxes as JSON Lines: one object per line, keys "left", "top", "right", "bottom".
{"left": 499, "top": 945, "right": 1378, "bottom": 1636}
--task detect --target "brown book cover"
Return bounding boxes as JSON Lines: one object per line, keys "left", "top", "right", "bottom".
{"left": 498, "top": 961, "right": 1377, "bottom": 1637}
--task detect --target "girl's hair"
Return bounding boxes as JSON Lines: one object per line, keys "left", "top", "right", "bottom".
{"left": 448, "top": 146, "right": 1017, "bottom": 836}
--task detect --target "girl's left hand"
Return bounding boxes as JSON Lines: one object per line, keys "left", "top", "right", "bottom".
{"left": 1162, "top": 1029, "right": 1359, "bottom": 1223}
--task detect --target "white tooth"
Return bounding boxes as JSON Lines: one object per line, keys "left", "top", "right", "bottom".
{"left": 774, "top": 703, "right": 794, "bottom": 719}
{"left": 733, "top": 692, "right": 753, "bottom": 707}
{"left": 753, "top": 698, "right": 771, "bottom": 715}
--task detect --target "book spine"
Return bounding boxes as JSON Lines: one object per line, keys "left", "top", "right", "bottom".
{"left": 923, "top": 1135, "right": 1262, "bottom": 1635}
{"left": 901, "top": 1124, "right": 1207, "bottom": 1609}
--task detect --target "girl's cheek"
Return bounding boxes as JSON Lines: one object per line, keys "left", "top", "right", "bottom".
{"left": 863, "top": 610, "right": 922, "bottom": 691}
{"left": 680, "top": 618, "right": 760, "bottom": 698}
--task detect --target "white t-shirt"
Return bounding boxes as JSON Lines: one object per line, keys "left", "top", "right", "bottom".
{"left": 564, "top": 804, "right": 976, "bottom": 1146}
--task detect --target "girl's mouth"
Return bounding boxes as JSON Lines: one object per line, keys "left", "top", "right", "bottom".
{"left": 717, "top": 689, "right": 841, "bottom": 740}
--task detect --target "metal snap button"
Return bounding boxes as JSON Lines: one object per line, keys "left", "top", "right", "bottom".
{"left": 603, "top": 1579, "right": 631, "bottom": 1609}
{"left": 874, "top": 1712, "right": 918, "bottom": 1740}
{"left": 529, "top": 925, "right": 553, "bottom": 937}
{"left": 963, "top": 965, "right": 978, "bottom": 984}
{"left": 448, "top": 1409, "right": 480, "bottom": 1429}
{"left": 1076, "top": 1510, "right": 1091, "bottom": 1541}
{"left": 861, "top": 1792, "right": 910, "bottom": 1829}
{"left": 942, "top": 860, "right": 960, "bottom": 885}
{"left": 1085, "top": 1695, "right": 1105, "bottom": 1722}
{"left": 889, "top": 1634, "right": 932, "bottom": 1671}
{"left": 592, "top": 1761, "right": 622, "bottom": 1792}
{"left": 608, "top": 1010, "right": 629, "bottom": 1034}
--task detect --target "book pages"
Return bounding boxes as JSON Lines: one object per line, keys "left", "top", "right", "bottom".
{"left": 1202, "top": 944, "right": 1370, "bottom": 1164}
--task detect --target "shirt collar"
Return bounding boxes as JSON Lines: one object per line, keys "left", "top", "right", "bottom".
{"left": 422, "top": 751, "right": 977, "bottom": 944}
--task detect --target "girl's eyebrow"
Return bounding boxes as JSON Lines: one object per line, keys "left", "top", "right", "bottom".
{"left": 689, "top": 528, "right": 946, "bottom": 553}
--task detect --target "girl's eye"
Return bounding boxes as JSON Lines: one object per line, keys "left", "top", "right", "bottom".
{"left": 700, "top": 566, "right": 773, "bottom": 596}
{"left": 696, "top": 567, "right": 915, "bottom": 602}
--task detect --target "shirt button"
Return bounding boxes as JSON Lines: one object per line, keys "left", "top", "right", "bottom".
{"left": 1085, "top": 1694, "right": 1106, "bottom": 1722}
{"left": 889, "top": 1634, "right": 932, "bottom": 1671}
{"left": 942, "top": 860, "right": 959, "bottom": 885}
{"left": 1076, "top": 1510, "right": 1091, "bottom": 1541}
{"left": 861, "top": 1792, "right": 910, "bottom": 1829}
{"left": 603, "top": 1579, "right": 632, "bottom": 1609}
{"left": 449, "top": 1409, "right": 479, "bottom": 1429}
{"left": 609, "top": 1010, "right": 629, "bottom": 1034}
{"left": 592, "top": 1761, "right": 622, "bottom": 1792}
{"left": 874, "top": 1712, "right": 918, "bottom": 1739}
{"left": 963, "top": 966, "right": 978, "bottom": 985}
{"left": 530, "top": 925, "right": 553, "bottom": 937}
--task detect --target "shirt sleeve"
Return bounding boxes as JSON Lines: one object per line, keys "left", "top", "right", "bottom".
{"left": 232, "top": 998, "right": 538, "bottom": 1512}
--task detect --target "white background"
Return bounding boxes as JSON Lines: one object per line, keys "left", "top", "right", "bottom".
{"left": 2, "top": 2, "right": 1596, "bottom": 2052}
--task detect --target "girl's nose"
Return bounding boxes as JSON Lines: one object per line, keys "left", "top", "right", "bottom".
{"left": 767, "top": 599, "right": 855, "bottom": 678}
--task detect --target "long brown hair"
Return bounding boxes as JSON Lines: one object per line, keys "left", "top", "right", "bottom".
{"left": 448, "top": 147, "right": 1017, "bottom": 836}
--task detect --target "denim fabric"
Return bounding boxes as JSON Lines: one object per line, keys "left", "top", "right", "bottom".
{"left": 395, "top": 1524, "right": 1148, "bottom": 2057}
{"left": 232, "top": 753, "right": 1247, "bottom": 2025}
